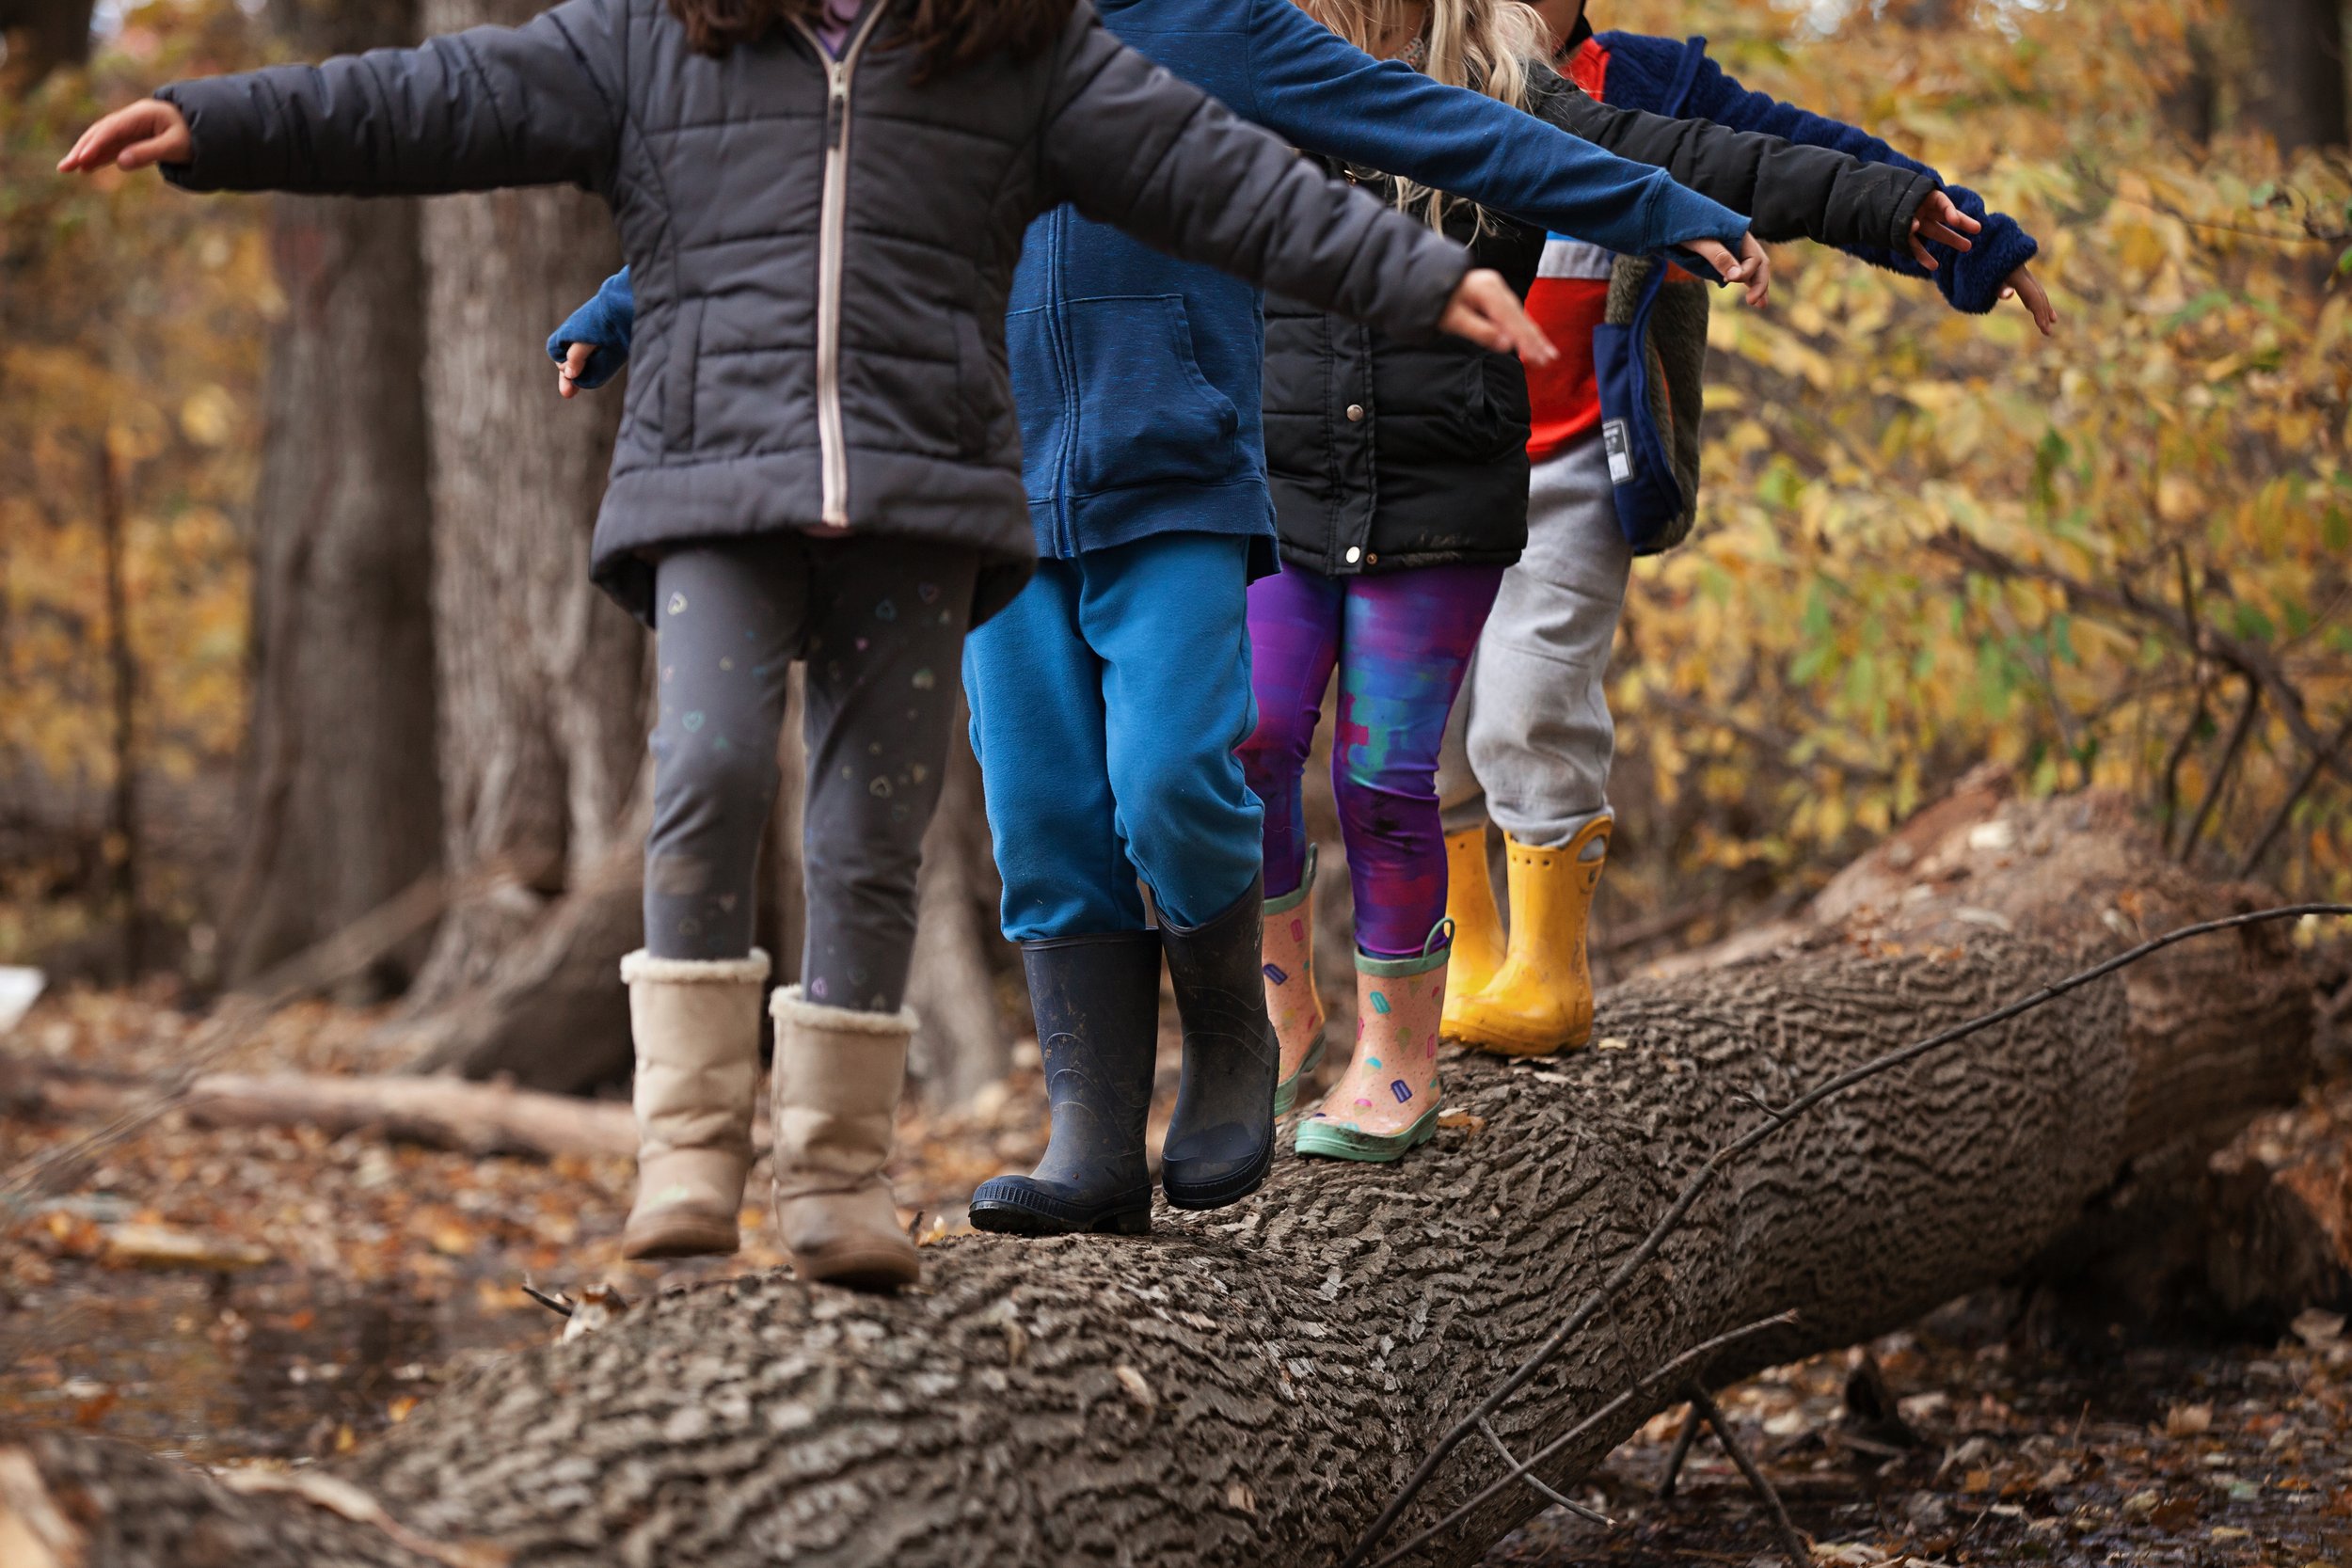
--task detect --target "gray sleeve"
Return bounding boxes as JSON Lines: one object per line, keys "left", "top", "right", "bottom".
{"left": 156, "top": 0, "right": 628, "bottom": 198}
{"left": 1035, "top": 4, "right": 1469, "bottom": 339}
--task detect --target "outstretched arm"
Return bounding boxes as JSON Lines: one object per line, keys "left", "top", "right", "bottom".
{"left": 1039, "top": 8, "right": 1553, "bottom": 361}
{"left": 64, "top": 0, "right": 627, "bottom": 198}
{"left": 1237, "top": 0, "right": 1749, "bottom": 265}
{"left": 1654, "top": 39, "right": 2051, "bottom": 331}
{"left": 1530, "top": 68, "right": 1976, "bottom": 266}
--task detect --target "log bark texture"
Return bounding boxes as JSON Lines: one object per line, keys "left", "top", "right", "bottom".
{"left": 1, "top": 785, "right": 2317, "bottom": 1568}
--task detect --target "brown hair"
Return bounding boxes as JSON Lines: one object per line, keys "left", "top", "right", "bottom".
{"left": 670, "top": 0, "right": 1075, "bottom": 77}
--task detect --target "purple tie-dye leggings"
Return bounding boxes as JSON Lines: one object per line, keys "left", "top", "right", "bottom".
{"left": 1240, "top": 560, "right": 1504, "bottom": 958}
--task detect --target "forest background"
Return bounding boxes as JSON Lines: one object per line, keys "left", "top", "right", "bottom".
{"left": 2, "top": 0, "right": 2351, "bottom": 1557}
{"left": 3, "top": 0, "right": 2348, "bottom": 1037}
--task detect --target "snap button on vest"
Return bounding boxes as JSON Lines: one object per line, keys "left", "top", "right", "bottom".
{"left": 1344, "top": 546, "right": 1362, "bottom": 563}
{"left": 1345, "top": 404, "right": 1364, "bottom": 421}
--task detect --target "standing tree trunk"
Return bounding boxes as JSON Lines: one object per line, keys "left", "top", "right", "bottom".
{"left": 2237, "top": 0, "right": 2350, "bottom": 150}
{"left": 381, "top": 0, "right": 643, "bottom": 1081}
{"left": 9, "top": 784, "right": 2320, "bottom": 1568}
{"left": 218, "top": 0, "right": 441, "bottom": 992}
{"left": 0, "top": 0, "right": 91, "bottom": 90}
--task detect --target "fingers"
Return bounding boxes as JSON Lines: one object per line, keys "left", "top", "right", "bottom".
{"left": 58, "top": 101, "right": 191, "bottom": 174}
{"left": 1738, "top": 234, "right": 1771, "bottom": 308}
{"left": 558, "top": 341, "right": 595, "bottom": 399}
{"left": 1438, "top": 270, "right": 1556, "bottom": 366}
{"left": 1684, "top": 237, "right": 1739, "bottom": 283}
{"left": 1908, "top": 228, "right": 1940, "bottom": 270}
{"left": 2010, "top": 268, "right": 2058, "bottom": 337}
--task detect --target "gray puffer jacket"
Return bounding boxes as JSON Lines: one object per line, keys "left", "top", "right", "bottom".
{"left": 156, "top": 0, "right": 1472, "bottom": 624}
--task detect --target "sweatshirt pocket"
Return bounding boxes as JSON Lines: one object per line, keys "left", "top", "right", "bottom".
{"left": 1065, "top": 295, "right": 1244, "bottom": 496}
{"left": 1005, "top": 305, "right": 1065, "bottom": 506}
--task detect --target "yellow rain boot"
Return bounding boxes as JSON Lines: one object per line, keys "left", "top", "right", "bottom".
{"left": 1439, "top": 826, "right": 1504, "bottom": 1038}
{"left": 1445, "top": 816, "right": 1609, "bottom": 1056}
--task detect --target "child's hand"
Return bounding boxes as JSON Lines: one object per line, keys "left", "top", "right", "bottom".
{"left": 558, "top": 341, "right": 596, "bottom": 399}
{"left": 58, "top": 99, "right": 192, "bottom": 174}
{"left": 1907, "top": 191, "right": 1981, "bottom": 269}
{"left": 2002, "top": 264, "right": 2058, "bottom": 337}
{"left": 1439, "top": 268, "right": 1558, "bottom": 366}
{"left": 1684, "top": 236, "right": 1771, "bottom": 309}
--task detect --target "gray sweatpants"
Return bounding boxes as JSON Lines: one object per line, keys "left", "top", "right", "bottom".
{"left": 1437, "top": 431, "right": 1632, "bottom": 847}
{"left": 644, "top": 533, "right": 978, "bottom": 1012}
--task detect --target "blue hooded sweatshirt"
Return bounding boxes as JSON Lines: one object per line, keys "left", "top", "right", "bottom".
{"left": 550, "top": 0, "right": 1750, "bottom": 570}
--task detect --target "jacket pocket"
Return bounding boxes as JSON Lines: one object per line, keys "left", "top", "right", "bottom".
{"left": 1005, "top": 305, "right": 1065, "bottom": 505}
{"left": 1065, "top": 295, "right": 1244, "bottom": 496}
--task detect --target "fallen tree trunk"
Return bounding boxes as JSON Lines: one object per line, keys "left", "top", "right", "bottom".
{"left": 2, "top": 784, "right": 2318, "bottom": 1568}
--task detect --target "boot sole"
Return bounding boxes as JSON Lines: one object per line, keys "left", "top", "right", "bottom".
{"left": 621, "top": 1214, "right": 740, "bottom": 1260}
{"left": 1444, "top": 1015, "right": 1593, "bottom": 1056}
{"left": 789, "top": 1243, "right": 922, "bottom": 1291}
{"left": 1294, "top": 1103, "right": 1442, "bottom": 1163}
{"left": 1271, "top": 1035, "right": 1327, "bottom": 1117}
{"left": 968, "top": 1198, "right": 1152, "bottom": 1237}
{"left": 1162, "top": 1135, "right": 1275, "bottom": 1211}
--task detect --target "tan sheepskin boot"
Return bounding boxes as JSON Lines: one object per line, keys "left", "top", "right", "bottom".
{"left": 768, "top": 986, "right": 922, "bottom": 1290}
{"left": 619, "top": 948, "right": 771, "bottom": 1259}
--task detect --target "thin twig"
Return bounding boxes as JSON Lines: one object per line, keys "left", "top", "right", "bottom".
{"left": 1362, "top": 1314, "right": 1798, "bottom": 1568}
{"left": 2237, "top": 715, "right": 2352, "bottom": 877}
{"left": 1688, "top": 1385, "right": 1809, "bottom": 1568}
{"left": 1658, "top": 1401, "right": 1706, "bottom": 1501}
{"left": 1342, "top": 902, "right": 2352, "bottom": 1568}
{"left": 1478, "top": 1416, "right": 1612, "bottom": 1526}
{"left": 520, "top": 1280, "right": 576, "bottom": 1319}
{"left": 2177, "top": 673, "right": 2260, "bottom": 863}
{"left": 2157, "top": 546, "right": 2210, "bottom": 852}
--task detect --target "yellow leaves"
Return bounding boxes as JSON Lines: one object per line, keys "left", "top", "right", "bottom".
{"left": 180, "top": 386, "right": 237, "bottom": 446}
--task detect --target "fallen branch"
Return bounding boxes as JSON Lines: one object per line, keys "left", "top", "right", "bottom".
{"left": 8, "top": 1064, "right": 640, "bottom": 1162}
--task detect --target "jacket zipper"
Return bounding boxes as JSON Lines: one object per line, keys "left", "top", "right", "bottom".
{"left": 794, "top": 2, "right": 892, "bottom": 529}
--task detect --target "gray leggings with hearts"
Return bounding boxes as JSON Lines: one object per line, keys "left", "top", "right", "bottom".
{"left": 644, "top": 533, "right": 978, "bottom": 1012}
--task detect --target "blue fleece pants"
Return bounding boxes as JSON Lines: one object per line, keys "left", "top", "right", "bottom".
{"left": 965, "top": 532, "right": 1263, "bottom": 942}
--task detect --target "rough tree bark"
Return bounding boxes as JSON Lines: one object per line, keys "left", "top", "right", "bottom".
{"left": 2236, "top": 0, "right": 2350, "bottom": 150}
{"left": 217, "top": 0, "right": 440, "bottom": 994}
{"left": 402, "top": 0, "right": 641, "bottom": 1011}
{"left": 4, "top": 784, "right": 2317, "bottom": 1568}
{"left": 373, "top": 0, "right": 644, "bottom": 1080}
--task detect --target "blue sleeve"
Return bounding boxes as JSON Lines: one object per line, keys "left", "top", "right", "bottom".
{"left": 1239, "top": 0, "right": 1746, "bottom": 261}
{"left": 1673, "top": 48, "right": 2037, "bottom": 313}
{"left": 545, "top": 266, "right": 634, "bottom": 389}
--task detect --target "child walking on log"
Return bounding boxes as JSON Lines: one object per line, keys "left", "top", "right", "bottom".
{"left": 1246, "top": 0, "right": 1979, "bottom": 1159}
{"left": 1432, "top": 0, "right": 2058, "bottom": 1061}
{"left": 546, "top": 0, "right": 1766, "bottom": 1240}
{"left": 63, "top": 0, "right": 1558, "bottom": 1287}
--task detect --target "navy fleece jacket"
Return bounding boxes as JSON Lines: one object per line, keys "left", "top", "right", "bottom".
{"left": 551, "top": 0, "right": 1752, "bottom": 568}
{"left": 1591, "top": 29, "right": 2037, "bottom": 313}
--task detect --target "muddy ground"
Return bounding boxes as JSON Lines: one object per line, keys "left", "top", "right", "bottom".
{"left": 3, "top": 988, "right": 2348, "bottom": 1567}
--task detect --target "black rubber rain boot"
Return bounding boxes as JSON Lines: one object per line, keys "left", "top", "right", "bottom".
{"left": 1157, "top": 877, "right": 1279, "bottom": 1210}
{"left": 968, "top": 930, "right": 1162, "bottom": 1237}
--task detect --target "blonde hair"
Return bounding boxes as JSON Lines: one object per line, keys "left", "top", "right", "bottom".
{"left": 1295, "top": 0, "right": 1552, "bottom": 230}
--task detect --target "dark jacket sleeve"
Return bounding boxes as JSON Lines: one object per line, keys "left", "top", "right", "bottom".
{"left": 1609, "top": 33, "right": 2037, "bottom": 313}
{"left": 547, "top": 266, "right": 635, "bottom": 388}
{"left": 1527, "top": 65, "right": 1931, "bottom": 253}
{"left": 155, "top": 0, "right": 628, "bottom": 198}
{"left": 1036, "top": 5, "right": 1469, "bottom": 339}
